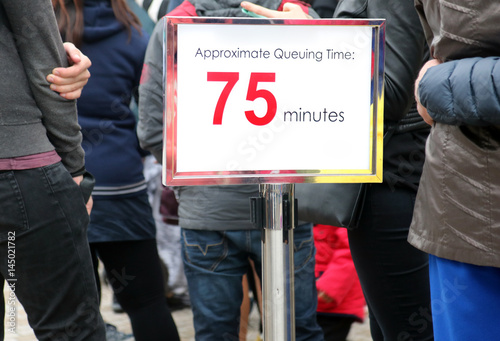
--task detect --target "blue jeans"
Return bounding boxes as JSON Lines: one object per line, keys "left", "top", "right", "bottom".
{"left": 181, "top": 223, "right": 324, "bottom": 341}
{"left": 0, "top": 163, "right": 105, "bottom": 340}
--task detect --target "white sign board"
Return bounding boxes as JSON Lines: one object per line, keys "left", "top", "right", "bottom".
{"left": 162, "top": 17, "right": 385, "bottom": 185}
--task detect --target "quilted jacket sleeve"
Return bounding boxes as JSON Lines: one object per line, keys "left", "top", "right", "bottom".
{"left": 419, "top": 57, "right": 500, "bottom": 126}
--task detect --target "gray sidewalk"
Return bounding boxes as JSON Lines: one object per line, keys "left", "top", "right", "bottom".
{"left": 4, "top": 281, "right": 371, "bottom": 340}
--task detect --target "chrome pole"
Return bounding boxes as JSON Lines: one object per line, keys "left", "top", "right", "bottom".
{"left": 260, "top": 183, "right": 295, "bottom": 341}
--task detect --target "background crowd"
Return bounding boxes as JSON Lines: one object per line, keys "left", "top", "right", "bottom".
{"left": 1, "top": 0, "right": 499, "bottom": 340}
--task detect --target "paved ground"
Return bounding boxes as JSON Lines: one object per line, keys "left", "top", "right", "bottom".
{"left": 3, "top": 281, "right": 371, "bottom": 340}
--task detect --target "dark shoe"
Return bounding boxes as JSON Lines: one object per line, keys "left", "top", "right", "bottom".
{"left": 105, "top": 323, "right": 134, "bottom": 341}
{"left": 166, "top": 293, "right": 191, "bottom": 311}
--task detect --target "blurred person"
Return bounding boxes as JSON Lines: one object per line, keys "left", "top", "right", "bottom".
{"left": 239, "top": 259, "right": 263, "bottom": 341}
{"left": 132, "top": 0, "right": 181, "bottom": 20}
{"left": 135, "top": 0, "right": 170, "bottom": 22}
{"left": 0, "top": 0, "right": 106, "bottom": 339}
{"left": 131, "top": 0, "right": 190, "bottom": 309}
{"left": 408, "top": 1, "right": 500, "bottom": 340}
{"left": 52, "top": 0, "right": 180, "bottom": 340}
{"left": 314, "top": 224, "right": 365, "bottom": 341}
{"left": 144, "top": 155, "right": 190, "bottom": 310}
{"left": 241, "top": 1, "right": 434, "bottom": 340}
{"left": 137, "top": 1, "right": 324, "bottom": 340}
{"left": 127, "top": 0, "right": 156, "bottom": 33}
{"left": 165, "top": 0, "right": 182, "bottom": 14}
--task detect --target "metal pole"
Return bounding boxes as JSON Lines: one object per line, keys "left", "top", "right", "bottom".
{"left": 260, "top": 183, "right": 295, "bottom": 341}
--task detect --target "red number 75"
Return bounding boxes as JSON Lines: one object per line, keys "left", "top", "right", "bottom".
{"left": 207, "top": 72, "right": 277, "bottom": 126}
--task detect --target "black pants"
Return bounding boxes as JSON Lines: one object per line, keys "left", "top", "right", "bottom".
{"left": 317, "top": 314, "right": 356, "bottom": 341}
{"left": 348, "top": 183, "right": 433, "bottom": 340}
{"left": 0, "top": 164, "right": 106, "bottom": 340}
{"left": 91, "top": 239, "right": 180, "bottom": 341}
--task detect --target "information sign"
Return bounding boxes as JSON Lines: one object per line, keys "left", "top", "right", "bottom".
{"left": 162, "top": 17, "right": 385, "bottom": 185}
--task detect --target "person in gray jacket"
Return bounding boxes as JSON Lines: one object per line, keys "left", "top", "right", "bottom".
{"left": 0, "top": 0, "right": 105, "bottom": 339}
{"left": 409, "top": 1, "right": 500, "bottom": 340}
{"left": 137, "top": 1, "right": 324, "bottom": 340}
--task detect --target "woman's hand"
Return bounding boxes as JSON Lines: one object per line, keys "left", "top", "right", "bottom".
{"left": 73, "top": 175, "right": 94, "bottom": 215}
{"left": 414, "top": 59, "right": 441, "bottom": 125}
{"left": 318, "top": 290, "right": 334, "bottom": 303}
{"left": 240, "top": 1, "right": 311, "bottom": 19}
{"left": 46, "top": 42, "right": 92, "bottom": 100}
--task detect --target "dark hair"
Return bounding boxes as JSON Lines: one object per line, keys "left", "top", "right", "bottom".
{"left": 52, "top": 0, "right": 142, "bottom": 47}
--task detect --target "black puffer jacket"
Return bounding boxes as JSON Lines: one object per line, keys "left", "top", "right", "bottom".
{"left": 334, "top": 0, "right": 429, "bottom": 190}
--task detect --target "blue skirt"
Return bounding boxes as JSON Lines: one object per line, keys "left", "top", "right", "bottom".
{"left": 87, "top": 192, "right": 156, "bottom": 243}
{"left": 429, "top": 254, "right": 500, "bottom": 340}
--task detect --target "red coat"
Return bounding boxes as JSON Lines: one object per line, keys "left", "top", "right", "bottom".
{"left": 314, "top": 224, "right": 365, "bottom": 321}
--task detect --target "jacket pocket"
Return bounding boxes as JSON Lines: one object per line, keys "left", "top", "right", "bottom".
{"left": 439, "top": 124, "right": 500, "bottom": 251}
{"left": 439, "top": 1, "right": 475, "bottom": 38}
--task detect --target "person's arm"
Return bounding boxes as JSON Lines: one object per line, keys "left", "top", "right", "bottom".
{"left": 2, "top": 0, "right": 85, "bottom": 176}
{"left": 417, "top": 57, "right": 500, "bottom": 126}
{"left": 47, "top": 42, "right": 92, "bottom": 100}
{"left": 240, "top": 1, "right": 311, "bottom": 18}
{"left": 334, "top": 0, "right": 427, "bottom": 122}
{"left": 316, "top": 228, "right": 358, "bottom": 307}
{"left": 137, "top": 19, "right": 165, "bottom": 163}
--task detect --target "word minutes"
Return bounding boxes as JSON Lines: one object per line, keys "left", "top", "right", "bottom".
{"left": 283, "top": 108, "right": 344, "bottom": 123}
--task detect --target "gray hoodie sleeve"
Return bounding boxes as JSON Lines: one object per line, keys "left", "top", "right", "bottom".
{"left": 137, "top": 19, "right": 165, "bottom": 164}
{"left": 2, "top": 0, "right": 85, "bottom": 175}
